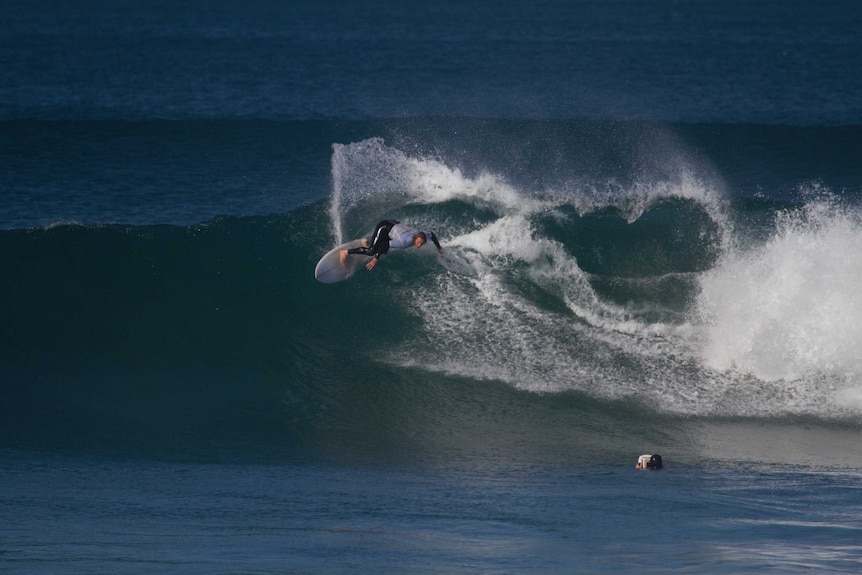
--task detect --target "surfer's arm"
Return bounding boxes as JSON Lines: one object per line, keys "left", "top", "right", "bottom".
{"left": 429, "top": 232, "right": 442, "bottom": 252}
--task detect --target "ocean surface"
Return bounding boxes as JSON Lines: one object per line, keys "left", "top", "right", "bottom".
{"left": 3, "top": 0, "right": 862, "bottom": 573}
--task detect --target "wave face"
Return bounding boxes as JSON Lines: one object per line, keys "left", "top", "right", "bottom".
{"left": 3, "top": 124, "right": 862, "bottom": 462}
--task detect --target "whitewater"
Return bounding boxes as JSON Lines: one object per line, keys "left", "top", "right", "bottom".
{"left": 327, "top": 136, "right": 862, "bottom": 420}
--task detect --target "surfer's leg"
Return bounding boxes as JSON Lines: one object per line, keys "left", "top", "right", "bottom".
{"left": 369, "top": 221, "right": 395, "bottom": 253}
{"left": 339, "top": 222, "right": 393, "bottom": 267}
{"left": 342, "top": 245, "right": 373, "bottom": 265}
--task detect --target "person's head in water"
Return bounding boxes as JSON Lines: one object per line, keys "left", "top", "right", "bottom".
{"left": 635, "top": 454, "right": 663, "bottom": 470}
{"left": 412, "top": 232, "right": 427, "bottom": 248}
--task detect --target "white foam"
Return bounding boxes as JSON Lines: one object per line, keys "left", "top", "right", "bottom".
{"left": 697, "top": 193, "right": 862, "bottom": 387}
{"left": 329, "top": 139, "right": 862, "bottom": 418}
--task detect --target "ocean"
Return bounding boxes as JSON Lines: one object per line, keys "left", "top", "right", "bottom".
{"left": 2, "top": 0, "right": 862, "bottom": 573}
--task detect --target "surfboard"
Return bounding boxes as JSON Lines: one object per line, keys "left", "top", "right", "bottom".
{"left": 314, "top": 239, "right": 367, "bottom": 284}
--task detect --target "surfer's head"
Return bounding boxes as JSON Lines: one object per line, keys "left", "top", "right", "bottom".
{"left": 635, "top": 454, "right": 663, "bottom": 470}
{"left": 412, "top": 232, "right": 427, "bottom": 248}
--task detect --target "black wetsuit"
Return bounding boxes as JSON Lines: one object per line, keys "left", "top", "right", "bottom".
{"left": 346, "top": 220, "right": 399, "bottom": 259}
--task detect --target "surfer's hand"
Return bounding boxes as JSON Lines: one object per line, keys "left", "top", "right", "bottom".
{"left": 366, "top": 257, "right": 378, "bottom": 270}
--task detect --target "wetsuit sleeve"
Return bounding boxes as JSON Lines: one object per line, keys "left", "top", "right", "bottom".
{"left": 429, "top": 232, "right": 442, "bottom": 251}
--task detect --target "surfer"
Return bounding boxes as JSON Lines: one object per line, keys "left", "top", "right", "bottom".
{"left": 635, "top": 454, "right": 664, "bottom": 470}
{"left": 339, "top": 219, "right": 442, "bottom": 270}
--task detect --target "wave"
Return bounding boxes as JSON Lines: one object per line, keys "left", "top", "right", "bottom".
{"left": 326, "top": 138, "right": 862, "bottom": 419}
{"left": 3, "top": 134, "right": 862, "bottom": 459}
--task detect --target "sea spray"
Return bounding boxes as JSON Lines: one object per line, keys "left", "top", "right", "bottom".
{"left": 696, "top": 191, "right": 862, "bottom": 395}
{"left": 324, "top": 138, "right": 862, "bottom": 418}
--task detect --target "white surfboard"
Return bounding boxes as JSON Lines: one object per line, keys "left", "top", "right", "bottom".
{"left": 314, "top": 239, "right": 367, "bottom": 284}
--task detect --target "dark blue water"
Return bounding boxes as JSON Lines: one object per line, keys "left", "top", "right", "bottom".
{"left": 3, "top": 1, "right": 862, "bottom": 573}
{"left": 5, "top": 452, "right": 861, "bottom": 574}
{"left": 3, "top": 0, "right": 860, "bottom": 124}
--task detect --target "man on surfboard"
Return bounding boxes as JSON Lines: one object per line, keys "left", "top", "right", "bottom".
{"left": 339, "top": 219, "right": 442, "bottom": 271}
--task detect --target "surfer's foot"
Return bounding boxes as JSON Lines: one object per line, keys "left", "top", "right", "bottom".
{"left": 339, "top": 249, "right": 348, "bottom": 266}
